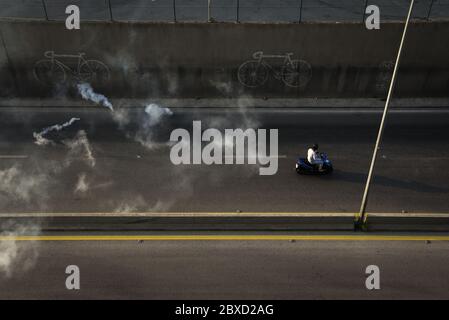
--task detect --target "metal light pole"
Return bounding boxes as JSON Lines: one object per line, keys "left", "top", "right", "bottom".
{"left": 208, "top": 0, "right": 211, "bottom": 22}
{"left": 362, "top": 0, "right": 368, "bottom": 23}
{"left": 236, "top": 0, "right": 240, "bottom": 23}
{"left": 41, "top": 0, "right": 49, "bottom": 20}
{"left": 358, "top": 0, "right": 415, "bottom": 226}
{"left": 108, "top": 0, "right": 113, "bottom": 21}
{"left": 173, "top": 0, "right": 177, "bottom": 22}
{"left": 427, "top": 0, "right": 435, "bottom": 20}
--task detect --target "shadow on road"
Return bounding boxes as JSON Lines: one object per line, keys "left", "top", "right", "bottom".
{"left": 329, "top": 170, "right": 449, "bottom": 193}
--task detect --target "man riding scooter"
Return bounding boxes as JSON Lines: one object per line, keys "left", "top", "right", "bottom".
{"left": 307, "top": 144, "right": 324, "bottom": 171}
{"left": 296, "top": 143, "right": 333, "bottom": 175}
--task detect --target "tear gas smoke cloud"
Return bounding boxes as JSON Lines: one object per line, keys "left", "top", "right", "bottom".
{"left": 0, "top": 132, "right": 96, "bottom": 210}
{"left": 113, "top": 195, "right": 148, "bottom": 213}
{"left": 2, "top": 130, "right": 96, "bottom": 212}
{"left": 103, "top": 36, "right": 138, "bottom": 76}
{"left": 1, "top": 112, "right": 99, "bottom": 278}
{"left": 33, "top": 117, "right": 81, "bottom": 146}
{"left": 64, "top": 130, "right": 96, "bottom": 168}
{"left": 77, "top": 82, "right": 114, "bottom": 111}
{"left": 209, "top": 79, "right": 233, "bottom": 96}
{"left": 75, "top": 82, "right": 173, "bottom": 149}
{"left": 33, "top": 134, "right": 52, "bottom": 146}
{"left": 134, "top": 104, "right": 174, "bottom": 149}
{"left": 0, "top": 166, "right": 48, "bottom": 203}
{"left": 113, "top": 196, "right": 175, "bottom": 214}
{"left": 74, "top": 173, "right": 89, "bottom": 193}
{"left": 193, "top": 81, "right": 264, "bottom": 175}
{"left": 0, "top": 222, "right": 40, "bottom": 279}
{"left": 111, "top": 108, "right": 130, "bottom": 128}
{"left": 108, "top": 168, "right": 194, "bottom": 214}
{"left": 112, "top": 103, "right": 174, "bottom": 150}
{"left": 144, "top": 103, "right": 173, "bottom": 126}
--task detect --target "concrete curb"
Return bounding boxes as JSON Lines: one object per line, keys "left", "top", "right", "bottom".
{"left": 366, "top": 213, "right": 449, "bottom": 232}
{"left": 1, "top": 98, "right": 449, "bottom": 109}
{"left": 1, "top": 212, "right": 449, "bottom": 232}
{"left": 0, "top": 213, "right": 356, "bottom": 232}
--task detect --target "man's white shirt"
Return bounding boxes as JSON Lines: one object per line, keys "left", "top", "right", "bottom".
{"left": 307, "top": 148, "right": 320, "bottom": 163}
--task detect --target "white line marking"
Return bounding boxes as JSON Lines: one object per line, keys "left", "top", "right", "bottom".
{"left": 0, "top": 155, "right": 29, "bottom": 159}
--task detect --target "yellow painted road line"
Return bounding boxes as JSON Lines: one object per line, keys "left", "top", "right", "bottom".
{"left": 1, "top": 235, "right": 449, "bottom": 241}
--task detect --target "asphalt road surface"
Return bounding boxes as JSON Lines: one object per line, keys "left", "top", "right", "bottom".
{"left": 1, "top": 235, "right": 449, "bottom": 299}
{"left": 0, "top": 0, "right": 447, "bottom": 22}
{"left": 0, "top": 107, "right": 448, "bottom": 214}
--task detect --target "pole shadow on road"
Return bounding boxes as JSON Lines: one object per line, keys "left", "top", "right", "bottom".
{"left": 319, "top": 170, "right": 449, "bottom": 194}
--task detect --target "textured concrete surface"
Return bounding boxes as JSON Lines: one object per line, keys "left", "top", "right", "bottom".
{"left": 1, "top": 20, "right": 449, "bottom": 99}
{"left": 1, "top": 237, "right": 449, "bottom": 299}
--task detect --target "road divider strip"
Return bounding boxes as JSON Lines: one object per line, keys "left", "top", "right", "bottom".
{"left": 2, "top": 212, "right": 449, "bottom": 232}
{"left": 2, "top": 212, "right": 449, "bottom": 217}
{"left": 0, "top": 212, "right": 357, "bottom": 217}
{"left": 1, "top": 235, "right": 449, "bottom": 241}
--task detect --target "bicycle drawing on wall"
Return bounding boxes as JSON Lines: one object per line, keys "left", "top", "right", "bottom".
{"left": 34, "top": 51, "right": 110, "bottom": 85}
{"left": 237, "top": 51, "right": 312, "bottom": 88}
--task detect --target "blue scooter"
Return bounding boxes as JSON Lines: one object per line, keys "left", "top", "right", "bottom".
{"left": 296, "top": 153, "right": 333, "bottom": 175}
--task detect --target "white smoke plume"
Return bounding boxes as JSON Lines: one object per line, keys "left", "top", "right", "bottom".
{"left": 113, "top": 196, "right": 174, "bottom": 214}
{"left": 74, "top": 177, "right": 113, "bottom": 195}
{"left": 209, "top": 79, "right": 233, "bottom": 96}
{"left": 0, "top": 166, "right": 48, "bottom": 282}
{"left": 76, "top": 82, "right": 173, "bottom": 150}
{"left": 1, "top": 130, "right": 96, "bottom": 211}
{"left": 144, "top": 103, "right": 173, "bottom": 126}
{"left": 0, "top": 121, "right": 101, "bottom": 280}
{"left": 134, "top": 104, "right": 173, "bottom": 149}
{"left": 113, "top": 195, "right": 148, "bottom": 213}
{"left": 33, "top": 134, "right": 52, "bottom": 146}
{"left": 0, "top": 151, "right": 99, "bottom": 212}
{"left": 0, "top": 166, "right": 48, "bottom": 203}
{"left": 74, "top": 173, "right": 89, "bottom": 194}
{"left": 0, "top": 222, "right": 40, "bottom": 279}
{"left": 112, "top": 103, "right": 173, "bottom": 150}
{"left": 33, "top": 117, "right": 81, "bottom": 146}
{"left": 77, "top": 82, "right": 114, "bottom": 111}
{"left": 64, "top": 130, "right": 96, "bottom": 168}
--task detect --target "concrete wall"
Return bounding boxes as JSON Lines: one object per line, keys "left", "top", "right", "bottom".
{"left": 1, "top": 0, "right": 444, "bottom": 22}
{"left": 0, "top": 19, "right": 448, "bottom": 99}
